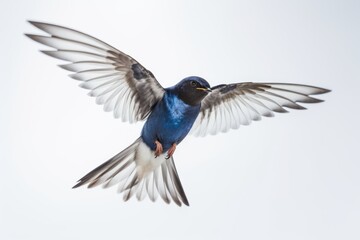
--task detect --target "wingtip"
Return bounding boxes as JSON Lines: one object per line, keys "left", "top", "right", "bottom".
{"left": 27, "top": 20, "right": 42, "bottom": 27}
{"left": 27, "top": 20, "right": 54, "bottom": 32}
{"left": 24, "top": 33, "right": 39, "bottom": 41}
{"left": 72, "top": 182, "right": 81, "bottom": 189}
{"left": 68, "top": 73, "right": 81, "bottom": 80}
{"left": 58, "top": 64, "right": 74, "bottom": 72}
{"left": 314, "top": 98, "right": 324, "bottom": 103}
{"left": 72, "top": 178, "right": 87, "bottom": 188}
{"left": 323, "top": 88, "right": 331, "bottom": 94}
{"left": 314, "top": 87, "right": 332, "bottom": 95}
{"left": 273, "top": 107, "right": 289, "bottom": 113}
{"left": 40, "top": 50, "right": 55, "bottom": 57}
{"left": 24, "top": 33, "right": 32, "bottom": 39}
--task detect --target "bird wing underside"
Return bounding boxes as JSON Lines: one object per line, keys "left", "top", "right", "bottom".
{"left": 190, "top": 82, "right": 330, "bottom": 137}
{"left": 26, "top": 21, "right": 165, "bottom": 123}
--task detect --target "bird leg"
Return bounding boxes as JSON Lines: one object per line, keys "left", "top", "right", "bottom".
{"left": 154, "top": 140, "right": 163, "bottom": 157}
{"left": 166, "top": 143, "right": 177, "bottom": 159}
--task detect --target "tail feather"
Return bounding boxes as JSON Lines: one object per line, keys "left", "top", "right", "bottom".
{"left": 153, "top": 166, "right": 171, "bottom": 204}
{"left": 103, "top": 160, "right": 134, "bottom": 188}
{"left": 162, "top": 163, "right": 182, "bottom": 206}
{"left": 166, "top": 159, "right": 188, "bottom": 204}
{"left": 72, "top": 140, "right": 138, "bottom": 188}
{"left": 146, "top": 172, "right": 158, "bottom": 202}
{"left": 73, "top": 138, "right": 189, "bottom": 206}
{"left": 136, "top": 178, "right": 147, "bottom": 201}
{"left": 122, "top": 171, "right": 140, "bottom": 202}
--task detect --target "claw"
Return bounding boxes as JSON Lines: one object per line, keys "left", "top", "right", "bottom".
{"left": 166, "top": 143, "right": 177, "bottom": 159}
{"left": 154, "top": 140, "right": 163, "bottom": 157}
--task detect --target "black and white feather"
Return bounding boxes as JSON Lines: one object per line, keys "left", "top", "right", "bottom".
{"left": 190, "top": 82, "right": 330, "bottom": 137}
{"left": 26, "top": 21, "right": 330, "bottom": 206}
{"left": 73, "top": 138, "right": 189, "bottom": 206}
{"left": 26, "top": 21, "right": 165, "bottom": 123}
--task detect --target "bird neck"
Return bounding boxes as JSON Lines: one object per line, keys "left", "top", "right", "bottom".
{"left": 167, "top": 86, "right": 203, "bottom": 106}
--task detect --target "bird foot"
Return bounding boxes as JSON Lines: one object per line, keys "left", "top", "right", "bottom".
{"left": 166, "top": 143, "right": 177, "bottom": 159}
{"left": 154, "top": 140, "right": 163, "bottom": 157}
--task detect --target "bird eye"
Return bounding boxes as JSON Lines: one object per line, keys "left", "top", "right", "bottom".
{"left": 190, "top": 81, "right": 197, "bottom": 87}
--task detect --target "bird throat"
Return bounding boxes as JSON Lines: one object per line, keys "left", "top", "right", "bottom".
{"left": 178, "top": 89, "right": 207, "bottom": 106}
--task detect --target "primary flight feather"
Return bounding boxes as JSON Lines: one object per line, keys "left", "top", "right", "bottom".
{"left": 26, "top": 21, "right": 330, "bottom": 206}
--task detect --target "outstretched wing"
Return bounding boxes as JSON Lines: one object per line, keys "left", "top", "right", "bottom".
{"left": 26, "top": 21, "right": 165, "bottom": 123}
{"left": 190, "top": 82, "right": 330, "bottom": 137}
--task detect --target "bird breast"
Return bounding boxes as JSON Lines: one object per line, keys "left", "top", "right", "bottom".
{"left": 141, "top": 92, "right": 200, "bottom": 151}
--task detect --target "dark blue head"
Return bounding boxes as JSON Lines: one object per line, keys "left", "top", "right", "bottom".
{"left": 175, "top": 76, "right": 211, "bottom": 106}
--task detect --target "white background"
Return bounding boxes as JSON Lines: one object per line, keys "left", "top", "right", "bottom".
{"left": 1, "top": 0, "right": 359, "bottom": 239}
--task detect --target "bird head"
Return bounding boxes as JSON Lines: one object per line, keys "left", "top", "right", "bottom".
{"left": 176, "top": 76, "right": 212, "bottom": 106}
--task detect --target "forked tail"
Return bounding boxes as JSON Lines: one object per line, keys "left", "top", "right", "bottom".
{"left": 73, "top": 138, "right": 189, "bottom": 206}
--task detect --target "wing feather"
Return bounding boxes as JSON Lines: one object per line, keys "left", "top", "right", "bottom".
{"left": 26, "top": 21, "right": 165, "bottom": 122}
{"left": 191, "top": 82, "right": 330, "bottom": 137}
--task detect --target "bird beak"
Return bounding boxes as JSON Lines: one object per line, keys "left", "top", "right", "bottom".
{"left": 196, "top": 87, "right": 212, "bottom": 93}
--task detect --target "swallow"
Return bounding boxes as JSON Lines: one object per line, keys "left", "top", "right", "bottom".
{"left": 26, "top": 21, "right": 330, "bottom": 206}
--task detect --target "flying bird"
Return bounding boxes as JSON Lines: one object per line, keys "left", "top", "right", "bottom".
{"left": 26, "top": 21, "right": 330, "bottom": 206}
